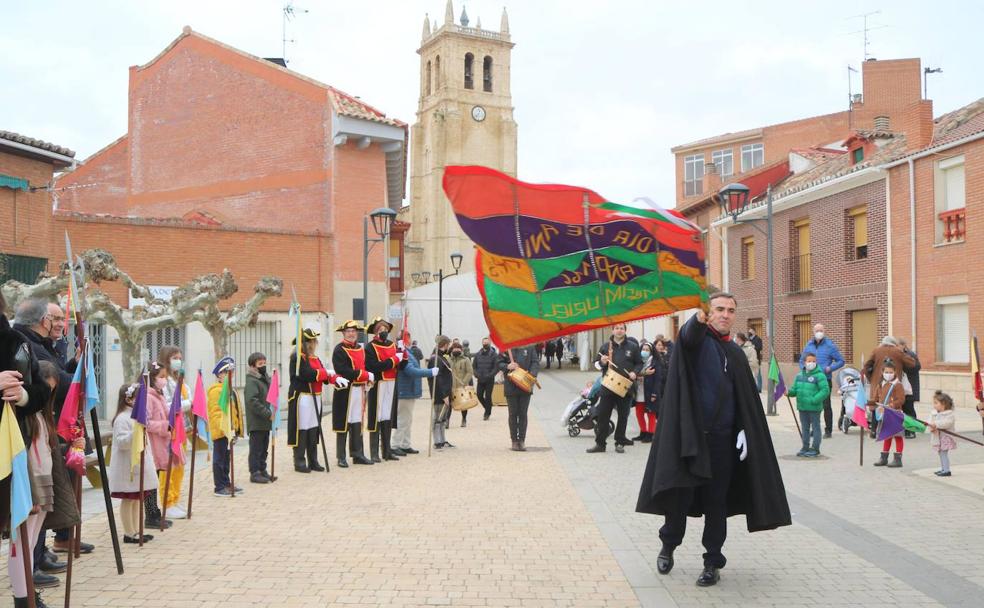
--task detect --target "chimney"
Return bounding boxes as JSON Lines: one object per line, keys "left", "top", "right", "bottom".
{"left": 874, "top": 115, "right": 890, "bottom": 131}
{"left": 704, "top": 163, "right": 722, "bottom": 194}
{"left": 902, "top": 100, "right": 934, "bottom": 152}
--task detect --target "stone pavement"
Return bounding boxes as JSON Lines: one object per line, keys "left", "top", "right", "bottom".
{"left": 538, "top": 368, "right": 984, "bottom": 608}
{"left": 4, "top": 369, "right": 984, "bottom": 607}
{"left": 1, "top": 396, "right": 636, "bottom": 607}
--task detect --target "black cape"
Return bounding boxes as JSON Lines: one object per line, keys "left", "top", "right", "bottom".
{"left": 636, "top": 331, "right": 791, "bottom": 533}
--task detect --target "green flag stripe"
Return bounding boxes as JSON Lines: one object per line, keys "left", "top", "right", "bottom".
{"left": 483, "top": 271, "right": 703, "bottom": 324}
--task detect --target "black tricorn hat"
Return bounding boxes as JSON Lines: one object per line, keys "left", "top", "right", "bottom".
{"left": 366, "top": 316, "right": 394, "bottom": 334}
{"left": 291, "top": 327, "right": 320, "bottom": 346}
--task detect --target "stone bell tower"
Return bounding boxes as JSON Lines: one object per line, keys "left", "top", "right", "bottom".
{"left": 406, "top": 1, "right": 518, "bottom": 278}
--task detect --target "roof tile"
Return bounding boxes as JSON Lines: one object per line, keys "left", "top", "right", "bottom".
{"left": 0, "top": 130, "right": 76, "bottom": 158}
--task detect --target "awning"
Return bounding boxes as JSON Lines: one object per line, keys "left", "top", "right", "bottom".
{"left": 0, "top": 174, "right": 29, "bottom": 191}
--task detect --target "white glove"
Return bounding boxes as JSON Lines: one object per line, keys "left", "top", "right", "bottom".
{"left": 397, "top": 340, "right": 405, "bottom": 350}
{"left": 367, "top": 372, "right": 375, "bottom": 383}
{"left": 334, "top": 376, "right": 350, "bottom": 388}
{"left": 395, "top": 352, "right": 405, "bottom": 363}
{"left": 430, "top": 367, "right": 439, "bottom": 378}
{"left": 736, "top": 430, "right": 748, "bottom": 462}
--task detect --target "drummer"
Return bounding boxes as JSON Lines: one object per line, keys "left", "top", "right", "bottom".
{"left": 497, "top": 344, "right": 540, "bottom": 452}
{"left": 588, "top": 323, "right": 643, "bottom": 454}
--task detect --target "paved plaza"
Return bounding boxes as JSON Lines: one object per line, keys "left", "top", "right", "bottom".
{"left": 4, "top": 369, "right": 983, "bottom": 607}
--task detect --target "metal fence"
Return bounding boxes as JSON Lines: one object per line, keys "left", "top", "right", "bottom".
{"left": 228, "top": 321, "right": 283, "bottom": 391}
{"left": 143, "top": 326, "right": 187, "bottom": 368}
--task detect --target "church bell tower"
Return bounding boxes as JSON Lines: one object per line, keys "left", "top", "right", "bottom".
{"left": 406, "top": 1, "right": 518, "bottom": 279}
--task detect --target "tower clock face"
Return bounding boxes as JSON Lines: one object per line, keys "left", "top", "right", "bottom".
{"left": 471, "top": 105, "right": 486, "bottom": 122}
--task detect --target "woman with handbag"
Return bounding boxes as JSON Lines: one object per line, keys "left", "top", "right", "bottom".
{"left": 450, "top": 343, "right": 475, "bottom": 427}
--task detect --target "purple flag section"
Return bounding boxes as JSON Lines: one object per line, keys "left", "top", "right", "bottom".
{"left": 876, "top": 407, "right": 904, "bottom": 441}
{"left": 168, "top": 380, "right": 182, "bottom": 428}
{"left": 132, "top": 379, "right": 149, "bottom": 426}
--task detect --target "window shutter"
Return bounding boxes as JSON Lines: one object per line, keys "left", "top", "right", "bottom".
{"left": 944, "top": 165, "right": 966, "bottom": 211}
{"left": 942, "top": 303, "right": 969, "bottom": 363}
{"left": 854, "top": 212, "right": 868, "bottom": 248}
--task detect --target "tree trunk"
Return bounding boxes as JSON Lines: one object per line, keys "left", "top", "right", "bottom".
{"left": 208, "top": 324, "right": 228, "bottom": 360}
{"left": 120, "top": 331, "right": 145, "bottom": 383}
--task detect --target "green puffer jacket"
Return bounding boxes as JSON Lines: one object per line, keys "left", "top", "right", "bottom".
{"left": 787, "top": 365, "right": 830, "bottom": 412}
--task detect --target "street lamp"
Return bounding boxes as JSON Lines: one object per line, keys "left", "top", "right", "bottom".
{"left": 718, "top": 182, "right": 777, "bottom": 416}
{"left": 411, "top": 252, "right": 464, "bottom": 337}
{"left": 363, "top": 207, "right": 398, "bottom": 326}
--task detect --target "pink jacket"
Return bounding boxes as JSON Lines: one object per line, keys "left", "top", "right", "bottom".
{"left": 146, "top": 388, "right": 186, "bottom": 468}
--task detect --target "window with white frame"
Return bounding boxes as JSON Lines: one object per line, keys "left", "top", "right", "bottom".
{"left": 712, "top": 149, "right": 733, "bottom": 177}
{"left": 939, "top": 156, "right": 966, "bottom": 211}
{"left": 684, "top": 154, "right": 704, "bottom": 196}
{"left": 741, "top": 143, "right": 764, "bottom": 172}
{"left": 935, "top": 295, "right": 969, "bottom": 363}
{"left": 935, "top": 155, "right": 966, "bottom": 244}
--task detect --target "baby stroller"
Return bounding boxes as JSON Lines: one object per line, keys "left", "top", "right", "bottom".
{"left": 561, "top": 377, "right": 615, "bottom": 437}
{"left": 837, "top": 367, "right": 862, "bottom": 434}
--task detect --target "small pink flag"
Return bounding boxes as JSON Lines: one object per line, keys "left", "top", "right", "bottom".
{"left": 267, "top": 369, "right": 281, "bottom": 432}
{"left": 191, "top": 370, "right": 208, "bottom": 420}
{"left": 171, "top": 407, "right": 187, "bottom": 456}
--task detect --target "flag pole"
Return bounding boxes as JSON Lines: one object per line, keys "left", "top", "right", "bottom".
{"left": 913, "top": 418, "right": 984, "bottom": 447}
{"left": 229, "top": 372, "right": 236, "bottom": 498}
{"left": 138, "top": 447, "right": 146, "bottom": 546}
{"left": 314, "top": 394, "right": 331, "bottom": 474}
{"left": 859, "top": 413, "right": 864, "bottom": 466}
{"left": 20, "top": 523, "right": 36, "bottom": 608}
{"left": 784, "top": 395, "right": 801, "bottom": 436}
{"left": 270, "top": 427, "right": 277, "bottom": 481}
{"left": 187, "top": 413, "right": 198, "bottom": 519}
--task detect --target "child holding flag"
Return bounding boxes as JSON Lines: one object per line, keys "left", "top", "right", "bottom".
{"left": 159, "top": 346, "right": 191, "bottom": 518}
{"left": 928, "top": 391, "right": 957, "bottom": 477}
{"left": 244, "top": 352, "right": 274, "bottom": 483}
{"left": 869, "top": 358, "right": 906, "bottom": 468}
{"left": 787, "top": 353, "right": 830, "bottom": 457}
{"left": 145, "top": 361, "right": 182, "bottom": 527}
{"left": 208, "top": 357, "right": 244, "bottom": 496}
{"left": 108, "top": 383, "right": 159, "bottom": 544}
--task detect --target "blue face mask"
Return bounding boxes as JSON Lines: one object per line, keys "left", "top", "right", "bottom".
{"left": 642, "top": 351, "right": 652, "bottom": 360}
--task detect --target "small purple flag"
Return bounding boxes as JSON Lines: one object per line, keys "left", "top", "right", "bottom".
{"left": 876, "top": 407, "right": 904, "bottom": 441}
{"left": 768, "top": 355, "right": 786, "bottom": 402}
{"left": 132, "top": 378, "right": 149, "bottom": 426}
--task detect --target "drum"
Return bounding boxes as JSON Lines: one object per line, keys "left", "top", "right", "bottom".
{"left": 508, "top": 368, "right": 536, "bottom": 393}
{"left": 601, "top": 368, "right": 632, "bottom": 398}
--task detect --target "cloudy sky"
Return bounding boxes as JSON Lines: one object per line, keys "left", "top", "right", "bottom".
{"left": 3, "top": 0, "right": 982, "bottom": 206}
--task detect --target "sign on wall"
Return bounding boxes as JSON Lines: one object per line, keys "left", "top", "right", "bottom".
{"left": 129, "top": 285, "right": 177, "bottom": 308}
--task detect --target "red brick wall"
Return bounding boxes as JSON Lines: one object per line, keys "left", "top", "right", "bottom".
{"left": 0, "top": 151, "right": 56, "bottom": 261}
{"left": 53, "top": 214, "right": 334, "bottom": 313}
{"left": 854, "top": 58, "right": 923, "bottom": 129}
{"left": 888, "top": 138, "right": 984, "bottom": 371}
{"left": 728, "top": 178, "right": 889, "bottom": 364}
{"left": 331, "top": 144, "right": 390, "bottom": 283}
{"left": 55, "top": 136, "right": 129, "bottom": 215}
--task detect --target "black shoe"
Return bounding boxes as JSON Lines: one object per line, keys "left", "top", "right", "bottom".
{"left": 403, "top": 447, "right": 419, "bottom": 455}
{"left": 586, "top": 444, "right": 606, "bottom": 454}
{"left": 123, "top": 534, "right": 154, "bottom": 544}
{"left": 337, "top": 459, "right": 349, "bottom": 468}
{"left": 53, "top": 540, "right": 93, "bottom": 554}
{"left": 391, "top": 448, "right": 407, "bottom": 456}
{"left": 145, "top": 517, "right": 172, "bottom": 529}
{"left": 251, "top": 472, "right": 271, "bottom": 483}
{"left": 434, "top": 443, "right": 444, "bottom": 450}
{"left": 353, "top": 455, "right": 374, "bottom": 465}
{"left": 904, "top": 431, "right": 916, "bottom": 439}
{"left": 384, "top": 454, "right": 400, "bottom": 461}
{"left": 615, "top": 444, "right": 625, "bottom": 453}
{"left": 32, "top": 571, "right": 60, "bottom": 588}
{"left": 309, "top": 462, "right": 326, "bottom": 472}
{"left": 823, "top": 431, "right": 832, "bottom": 439}
{"left": 621, "top": 438, "right": 634, "bottom": 446}
{"left": 640, "top": 432, "right": 653, "bottom": 443}
{"left": 294, "top": 462, "right": 310, "bottom": 473}
{"left": 483, "top": 414, "right": 490, "bottom": 421}
{"left": 443, "top": 442, "right": 455, "bottom": 448}
{"left": 631, "top": 434, "right": 645, "bottom": 442}
{"left": 43, "top": 549, "right": 59, "bottom": 564}
{"left": 696, "top": 566, "right": 720, "bottom": 587}
{"left": 38, "top": 557, "right": 67, "bottom": 573}
{"left": 935, "top": 470, "right": 952, "bottom": 477}
{"left": 656, "top": 547, "right": 674, "bottom": 575}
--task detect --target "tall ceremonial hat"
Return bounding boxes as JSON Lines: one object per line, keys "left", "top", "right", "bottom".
{"left": 335, "top": 320, "right": 363, "bottom": 332}
{"left": 366, "top": 316, "right": 394, "bottom": 335}
{"left": 213, "top": 356, "right": 236, "bottom": 376}
{"left": 292, "top": 326, "right": 320, "bottom": 346}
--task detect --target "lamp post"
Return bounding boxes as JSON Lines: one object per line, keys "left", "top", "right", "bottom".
{"left": 412, "top": 252, "right": 463, "bottom": 337}
{"left": 719, "top": 182, "right": 777, "bottom": 416}
{"left": 363, "top": 207, "right": 398, "bottom": 325}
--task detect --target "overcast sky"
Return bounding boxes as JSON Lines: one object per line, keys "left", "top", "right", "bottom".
{"left": 3, "top": 0, "right": 982, "bottom": 206}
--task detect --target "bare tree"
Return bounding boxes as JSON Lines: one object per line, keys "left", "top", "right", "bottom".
{"left": 192, "top": 276, "right": 284, "bottom": 359}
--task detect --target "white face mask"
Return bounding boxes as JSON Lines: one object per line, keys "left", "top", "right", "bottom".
{"left": 883, "top": 372, "right": 895, "bottom": 382}
{"left": 814, "top": 332, "right": 824, "bottom": 342}
{"left": 805, "top": 362, "right": 817, "bottom": 371}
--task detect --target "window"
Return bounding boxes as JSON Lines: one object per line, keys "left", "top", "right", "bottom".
{"left": 793, "top": 314, "right": 812, "bottom": 362}
{"left": 790, "top": 219, "right": 811, "bottom": 291}
{"left": 741, "top": 236, "right": 755, "bottom": 280}
{"left": 935, "top": 155, "right": 966, "bottom": 244}
{"left": 741, "top": 143, "right": 764, "bottom": 172}
{"left": 711, "top": 149, "right": 733, "bottom": 177}
{"left": 852, "top": 147, "right": 864, "bottom": 164}
{"left": 425, "top": 60, "right": 431, "bottom": 96}
{"left": 936, "top": 296, "right": 969, "bottom": 363}
{"left": 0, "top": 254, "right": 48, "bottom": 284}
{"left": 684, "top": 154, "right": 704, "bottom": 196}
{"left": 434, "top": 56, "right": 441, "bottom": 88}
{"left": 483, "top": 56, "right": 493, "bottom": 92}
{"left": 229, "top": 321, "right": 283, "bottom": 392}
{"left": 143, "top": 326, "right": 186, "bottom": 366}
{"left": 847, "top": 205, "right": 868, "bottom": 260}
{"left": 464, "top": 53, "right": 474, "bottom": 89}
{"left": 849, "top": 309, "right": 877, "bottom": 369}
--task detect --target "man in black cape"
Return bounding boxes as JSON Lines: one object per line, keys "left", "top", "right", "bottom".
{"left": 636, "top": 291, "right": 790, "bottom": 587}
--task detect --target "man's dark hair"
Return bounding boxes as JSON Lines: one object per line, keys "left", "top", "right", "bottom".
{"left": 708, "top": 291, "right": 737, "bottom": 307}
{"left": 248, "top": 352, "right": 267, "bottom": 367}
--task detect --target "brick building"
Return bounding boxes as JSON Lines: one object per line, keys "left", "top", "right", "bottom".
{"left": 2, "top": 28, "right": 410, "bottom": 415}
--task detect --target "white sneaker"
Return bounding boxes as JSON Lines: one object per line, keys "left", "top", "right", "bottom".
{"left": 165, "top": 505, "right": 187, "bottom": 519}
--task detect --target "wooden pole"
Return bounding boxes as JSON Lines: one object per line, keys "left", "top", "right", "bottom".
{"left": 859, "top": 418, "right": 864, "bottom": 466}
{"left": 912, "top": 417, "right": 984, "bottom": 447}
{"left": 138, "top": 448, "right": 145, "bottom": 547}
{"left": 90, "top": 406, "right": 123, "bottom": 573}
{"left": 19, "top": 522, "right": 36, "bottom": 608}
{"left": 187, "top": 415, "right": 198, "bottom": 519}
{"left": 160, "top": 449, "right": 174, "bottom": 531}
{"left": 270, "top": 429, "right": 276, "bottom": 481}
{"left": 784, "top": 395, "right": 802, "bottom": 437}
{"left": 314, "top": 394, "right": 330, "bottom": 474}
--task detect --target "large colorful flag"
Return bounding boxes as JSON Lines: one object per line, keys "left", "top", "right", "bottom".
{"left": 168, "top": 377, "right": 187, "bottom": 457}
{"left": 851, "top": 380, "right": 869, "bottom": 429}
{"left": 56, "top": 343, "right": 100, "bottom": 441}
{"left": 130, "top": 377, "right": 149, "bottom": 471}
{"left": 1, "top": 402, "right": 33, "bottom": 540}
{"left": 267, "top": 369, "right": 281, "bottom": 432}
{"left": 442, "top": 165, "right": 707, "bottom": 349}
{"left": 191, "top": 370, "right": 211, "bottom": 449}
{"left": 972, "top": 334, "right": 983, "bottom": 403}
{"left": 217, "top": 374, "right": 233, "bottom": 440}
{"left": 768, "top": 355, "right": 786, "bottom": 402}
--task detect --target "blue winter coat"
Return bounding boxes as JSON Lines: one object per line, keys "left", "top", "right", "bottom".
{"left": 799, "top": 338, "right": 845, "bottom": 379}
{"left": 397, "top": 350, "right": 434, "bottom": 399}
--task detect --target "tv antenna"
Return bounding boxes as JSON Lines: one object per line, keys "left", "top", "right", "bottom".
{"left": 282, "top": 1, "right": 309, "bottom": 64}
{"left": 846, "top": 10, "right": 888, "bottom": 60}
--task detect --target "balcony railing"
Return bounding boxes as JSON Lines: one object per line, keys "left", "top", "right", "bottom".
{"left": 939, "top": 207, "right": 966, "bottom": 243}
{"left": 783, "top": 253, "right": 812, "bottom": 293}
